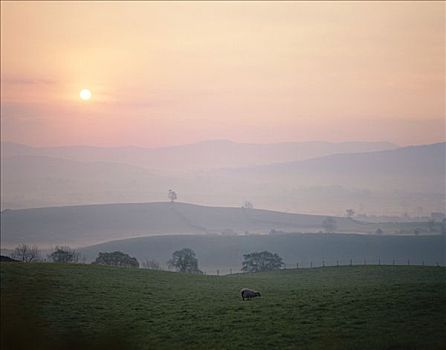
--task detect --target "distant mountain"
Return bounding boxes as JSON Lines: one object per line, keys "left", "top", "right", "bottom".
{"left": 1, "top": 142, "right": 443, "bottom": 215}
{"left": 1, "top": 155, "right": 172, "bottom": 209}
{"left": 221, "top": 142, "right": 446, "bottom": 193}
{"left": 1, "top": 202, "right": 390, "bottom": 248}
{"left": 1, "top": 140, "right": 398, "bottom": 170}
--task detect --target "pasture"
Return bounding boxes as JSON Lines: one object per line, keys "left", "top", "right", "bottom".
{"left": 1, "top": 263, "right": 445, "bottom": 349}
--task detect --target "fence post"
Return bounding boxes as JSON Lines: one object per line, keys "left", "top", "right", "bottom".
{"left": 310, "top": 261, "right": 313, "bottom": 268}
{"left": 350, "top": 259, "right": 352, "bottom": 266}
{"left": 296, "top": 263, "right": 299, "bottom": 269}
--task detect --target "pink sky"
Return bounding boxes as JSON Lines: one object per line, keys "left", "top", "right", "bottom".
{"left": 1, "top": 1, "right": 444, "bottom": 147}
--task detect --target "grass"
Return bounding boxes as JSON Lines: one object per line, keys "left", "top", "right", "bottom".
{"left": 1, "top": 263, "right": 445, "bottom": 350}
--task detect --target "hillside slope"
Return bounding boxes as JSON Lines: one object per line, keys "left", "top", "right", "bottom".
{"left": 1, "top": 202, "right": 373, "bottom": 247}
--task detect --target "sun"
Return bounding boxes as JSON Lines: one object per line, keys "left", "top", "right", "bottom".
{"left": 80, "top": 89, "right": 92, "bottom": 101}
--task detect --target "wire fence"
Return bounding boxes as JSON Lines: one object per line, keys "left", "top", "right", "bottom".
{"left": 202, "top": 258, "right": 445, "bottom": 275}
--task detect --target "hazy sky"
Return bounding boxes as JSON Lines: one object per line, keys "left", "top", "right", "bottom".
{"left": 1, "top": 1, "right": 444, "bottom": 147}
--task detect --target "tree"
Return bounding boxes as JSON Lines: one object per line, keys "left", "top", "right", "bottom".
{"left": 11, "top": 243, "right": 40, "bottom": 262}
{"left": 48, "top": 246, "right": 79, "bottom": 264}
{"left": 375, "top": 228, "right": 383, "bottom": 235}
{"left": 141, "top": 258, "right": 161, "bottom": 270}
{"left": 168, "top": 189, "right": 177, "bottom": 203}
{"left": 241, "top": 251, "right": 284, "bottom": 273}
{"left": 243, "top": 201, "right": 254, "bottom": 209}
{"left": 168, "top": 248, "right": 202, "bottom": 273}
{"left": 93, "top": 251, "right": 139, "bottom": 268}
{"left": 345, "top": 209, "right": 355, "bottom": 218}
{"left": 322, "top": 217, "right": 337, "bottom": 233}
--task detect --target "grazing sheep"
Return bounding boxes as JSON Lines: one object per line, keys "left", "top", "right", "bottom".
{"left": 240, "top": 288, "right": 261, "bottom": 301}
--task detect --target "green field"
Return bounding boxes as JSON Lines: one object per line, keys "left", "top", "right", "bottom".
{"left": 1, "top": 263, "right": 445, "bottom": 350}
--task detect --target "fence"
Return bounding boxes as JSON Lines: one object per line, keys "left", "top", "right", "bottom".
{"left": 201, "top": 258, "right": 445, "bottom": 275}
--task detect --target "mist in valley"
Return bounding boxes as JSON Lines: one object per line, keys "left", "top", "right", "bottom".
{"left": 1, "top": 2, "right": 445, "bottom": 349}
{"left": 2, "top": 140, "right": 444, "bottom": 217}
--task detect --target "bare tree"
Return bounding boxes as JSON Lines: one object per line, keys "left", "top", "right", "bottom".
{"left": 11, "top": 243, "right": 40, "bottom": 262}
{"left": 142, "top": 258, "right": 161, "bottom": 270}
{"left": 168, "top": 189, "right": 177, "bottom": 203}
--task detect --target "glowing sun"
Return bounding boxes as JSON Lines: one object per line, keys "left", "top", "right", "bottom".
{"left": 80, "top": 89, "right": 92, "bottom": 101}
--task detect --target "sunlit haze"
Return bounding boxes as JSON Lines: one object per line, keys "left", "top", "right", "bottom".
{"left": 1, "top": 4, "right": 446, "bottom": 347}
{"left": 1, "top": 1, "right": 444, "bottom": 147}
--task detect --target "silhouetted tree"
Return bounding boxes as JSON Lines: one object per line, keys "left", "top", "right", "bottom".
{"left": 49, "top": 246, "right": 79, "bottom": 263}
{"left": 322, "top": 217, "right": 337, "bottom": 233}
{"left": 242, "top": 251, "right": 284, "bottom": 273}
{"left": 11, "top": 243, "right": 40, "bottom": 263}
{"left": 168, "top": 248, "right": 202, "bottom": 273}
{"left": 375, "top": 228, "right": 383, "bottom": 235}
{"left": 168, "top": 189, "right": 177, "bottom": 203}
{"left": 243, "top": 201, "right": 254, "bottom": 209}
{"left": 345, "top": 209, "right": 355, "bottom": 218}
{"left": 93, "top": 251, "right": 139, "bottom": 267}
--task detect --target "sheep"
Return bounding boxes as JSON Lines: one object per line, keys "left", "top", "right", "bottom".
{"left": 240, "top": 288, "right": 261, "bottom": 301}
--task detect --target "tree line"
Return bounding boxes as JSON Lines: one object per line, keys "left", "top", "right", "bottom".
{"left": 4, "top": 244, "right": 285, "bottom": 273}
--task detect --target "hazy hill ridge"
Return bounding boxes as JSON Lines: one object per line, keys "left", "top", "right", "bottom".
{"left": 1, "top": 201, "right": 382, "bottom": 248}
{"left": 1, "top": 142, "right": 443, "bottom": 214}
{"left": 1, "top": 201, "right": 439, "bottom": 250}
{"left": 222, "top": 142, "right": 446, "bottom": 190}
{"left": 1, "top": 140, "right": 398, "bottom": 170}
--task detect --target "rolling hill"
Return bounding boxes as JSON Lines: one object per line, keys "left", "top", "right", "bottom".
{"left": 222, "top": 142, "right": 446, "bottom": 193}
{"left": 0, "top": 202, "right": 362, "bottom": 248}
{"left": 1, "top": 202, "right": 438, "bottom": 250}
